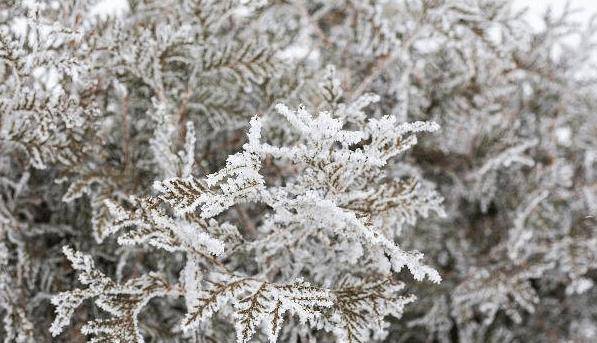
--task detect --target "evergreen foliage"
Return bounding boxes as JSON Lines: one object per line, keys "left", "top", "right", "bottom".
{"left": 0, "top": 1, "right": 595, "bottom": 342}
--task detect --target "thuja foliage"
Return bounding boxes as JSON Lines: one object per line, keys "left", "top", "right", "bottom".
{"left": 0, "top": 0, "right": 595, "bottom": 342}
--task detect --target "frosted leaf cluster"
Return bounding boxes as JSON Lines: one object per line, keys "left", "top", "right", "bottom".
{"left": 0, "top": 0, "right": 595, "bottom": 342}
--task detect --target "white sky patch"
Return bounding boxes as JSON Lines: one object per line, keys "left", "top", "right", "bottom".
{"left": 90, "top": 0, "right": 129, "bottom": 19}
{"left": 277, "top": 44, "right": 319, "bottom": 62}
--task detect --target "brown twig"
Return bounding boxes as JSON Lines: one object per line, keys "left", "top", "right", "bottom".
{"left": 297, "top": 0, "right": 333, "bottom": 49}
{"left": 235, "top": 205, "right": 257, "bottom": 238}
{"left": 122, "top": 93, "right": 131, "bottom": 177}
